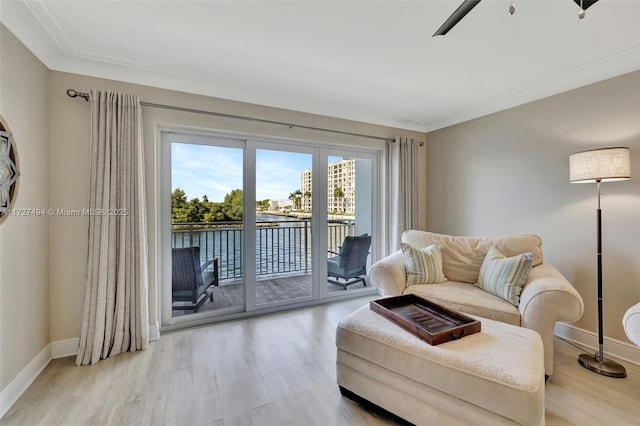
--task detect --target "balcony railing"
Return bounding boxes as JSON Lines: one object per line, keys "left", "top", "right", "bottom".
{"left": 171, "top": 219, "right": 355, "bottom": 280}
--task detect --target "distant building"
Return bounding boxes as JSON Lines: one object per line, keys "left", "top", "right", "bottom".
{"left": 301, "top": 158, "right": 356, "bottom": 213}
{"left": 301, "top": 168, "right": 312, "bottom": 211}
{"left": 269, "top": 199, "right": 294, "bottom": 212}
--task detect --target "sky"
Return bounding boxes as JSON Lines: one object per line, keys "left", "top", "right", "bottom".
{"left": 171, "top": 143, "right": 319, "bottom": 202}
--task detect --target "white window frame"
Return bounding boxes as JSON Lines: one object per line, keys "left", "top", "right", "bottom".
{"left": 158, "top": 126, "right": 384, "bottom": 330}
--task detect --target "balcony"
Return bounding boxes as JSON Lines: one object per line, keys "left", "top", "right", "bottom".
{"left": 171, "top": 218, "right": 362, "bottom": 313}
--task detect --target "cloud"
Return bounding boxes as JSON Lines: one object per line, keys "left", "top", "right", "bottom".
{"left": 172, "top": 144, "right": 243, "bottom": 200}
{"left": 172, "top": 144, "right": 310, "bottom": 201}
{"left": 256, "top": 149, "right": 311, "bottom": 200}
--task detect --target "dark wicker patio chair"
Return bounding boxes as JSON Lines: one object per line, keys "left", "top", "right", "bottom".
{"left": 327, "top": 234, "right": 372, "bottom": 289}
{"left": 172, "top": 247, "right": 219, "bottom": 312}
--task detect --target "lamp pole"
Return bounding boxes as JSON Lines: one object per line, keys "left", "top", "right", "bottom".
{"left": 577, "top": 180, "right": 626, "bottom": 377}
{"left": 597, "top": 181, "right": 604, "bottom": 363}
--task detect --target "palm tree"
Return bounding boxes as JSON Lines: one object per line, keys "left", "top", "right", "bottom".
{"left": 333, "top": 185, "right": 345, "bottom": 212}
{"left": 289, "top": 189, "right": 303, "bottom": 211}
{"left": 303, "top": 190, "right": 311, "bottom": 211}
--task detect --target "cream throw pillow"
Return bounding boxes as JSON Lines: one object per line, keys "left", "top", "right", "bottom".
{"left": 401, "top": 243, "right": 447, "bottom": 285}
{"left": 477, "top": 246, "right": 533, "bottom": 306}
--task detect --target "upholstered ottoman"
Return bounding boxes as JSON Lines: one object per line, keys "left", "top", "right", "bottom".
{"left": 336, "top": 305, "right": 545, "bottom": 425}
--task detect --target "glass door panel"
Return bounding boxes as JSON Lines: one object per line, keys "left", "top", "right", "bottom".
{"left": 326, "top": 155, "right": 374, "bottom": 294}
{"left": 170, "top": 140, "right": 244, "bottom": 317}
{"left": 254, "top": 148, "right": 313, "bottom": 305}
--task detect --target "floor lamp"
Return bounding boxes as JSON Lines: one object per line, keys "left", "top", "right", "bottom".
{"left": 569, "top": 146, "right": 630, "bottom": 378}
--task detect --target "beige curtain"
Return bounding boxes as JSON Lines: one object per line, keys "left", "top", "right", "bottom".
{"left": 388, "top": 137, "right": 420, "bottom": 252}
{"left": 76, "top": 90, "right": 149, "bottom": 366}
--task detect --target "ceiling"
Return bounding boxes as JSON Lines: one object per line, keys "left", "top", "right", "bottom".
{"left": 1, "top": 1, "right": 639, "bottom": 132}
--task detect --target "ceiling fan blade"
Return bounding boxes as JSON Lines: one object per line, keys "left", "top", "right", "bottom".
{"left": 572, "top": 0, "right": 599, "bottom": 10}
{"left": 433, "top": 0, "right": 482, "bottom": 37}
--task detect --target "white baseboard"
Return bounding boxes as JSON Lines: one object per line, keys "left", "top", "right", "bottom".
{"left": 554, "top": 322, "right": 640, "bottom": 366}
{"left": 50, "top": 321, "right": 159, "bottom": 360}
{"left": 0, "top": 344, "right": 51, "bottom": 419}
{"left": 50, "top": 338, "right": 79, "bottom": 359}
{"left": 2, "top": 321, "right": 160, "bottom": 419}
{"left": 149, "top": 321, "right": 160, "bottom": 341}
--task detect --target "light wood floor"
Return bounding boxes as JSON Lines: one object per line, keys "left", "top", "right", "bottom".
{"left": 2, "top": 296, "right": 639, "bottom": 426}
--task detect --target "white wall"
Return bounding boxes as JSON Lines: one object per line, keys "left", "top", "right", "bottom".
{"left": 0, "top": 25, "right": 49, "bottom": 390}
{"left": 426, "top": 71, "right": 640, "bottom": 342}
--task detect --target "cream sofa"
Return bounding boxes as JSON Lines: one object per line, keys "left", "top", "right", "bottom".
{"left": 370, "top": 230, "right": 584, "bottom": 377}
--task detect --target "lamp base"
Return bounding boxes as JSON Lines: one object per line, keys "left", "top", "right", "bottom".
{"left": 578, "top": 353, "right": 626, "bottom": 378}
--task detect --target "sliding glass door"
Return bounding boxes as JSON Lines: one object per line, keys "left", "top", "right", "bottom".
{"left": 161, "top": 130, "right": 380, "bottom": 326}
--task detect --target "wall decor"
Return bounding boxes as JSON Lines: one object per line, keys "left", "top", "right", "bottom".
{"left": 0, "top": 116, "right": 20, "bottom": 224}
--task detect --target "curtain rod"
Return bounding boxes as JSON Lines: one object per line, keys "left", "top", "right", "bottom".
{"left": 66, "top": 89, "right": 423, "bottom": 145}
{"left": 67, "top": 89, "right": 424, "bottom": 146}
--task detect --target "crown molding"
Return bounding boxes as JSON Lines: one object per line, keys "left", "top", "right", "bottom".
{"left": 424, "top": 44, "right": 640, "bottom": 132}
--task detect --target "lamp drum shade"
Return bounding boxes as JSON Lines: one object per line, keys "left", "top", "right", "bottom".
{"left": 569, "top": 147, "right": 630, "bottom": 183}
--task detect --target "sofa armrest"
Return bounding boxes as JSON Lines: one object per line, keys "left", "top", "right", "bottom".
{"left": 623, "top": 302, "right": 640, "bottom": 346}
{"left": 518, "top": 262, "right": 584, "bottom": 376}
{"left": 369, "top": 250, "right": 407, "bottom": 296}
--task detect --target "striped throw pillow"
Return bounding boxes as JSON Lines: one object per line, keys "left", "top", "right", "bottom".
{"left": 401, "top": 243, "right": 447, "bottom": 286}
{"left": 477, "top": 246, "right": 533, "bottom": 306}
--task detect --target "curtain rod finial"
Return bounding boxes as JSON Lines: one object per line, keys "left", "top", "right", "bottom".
{"left": 67, "top": 89, "right": 90, "bottom": 101}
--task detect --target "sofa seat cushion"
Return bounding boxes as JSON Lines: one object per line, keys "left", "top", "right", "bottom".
{"left": 336, "top": 306, "right": 544, "bottom": 425}
{"left": 402, "top": 231, "right": 543, "bottom": 283}
{"left": 404, "top": 281, "right": 521, "bottom": 326}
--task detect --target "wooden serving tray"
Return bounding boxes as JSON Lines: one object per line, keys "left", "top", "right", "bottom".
{"left": 370, "top": 294, "right": 481, "bottom": 346}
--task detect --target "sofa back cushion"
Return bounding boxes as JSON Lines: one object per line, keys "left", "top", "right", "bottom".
{"left": 401, "top": 231, "right": 543, "bottom": 283}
